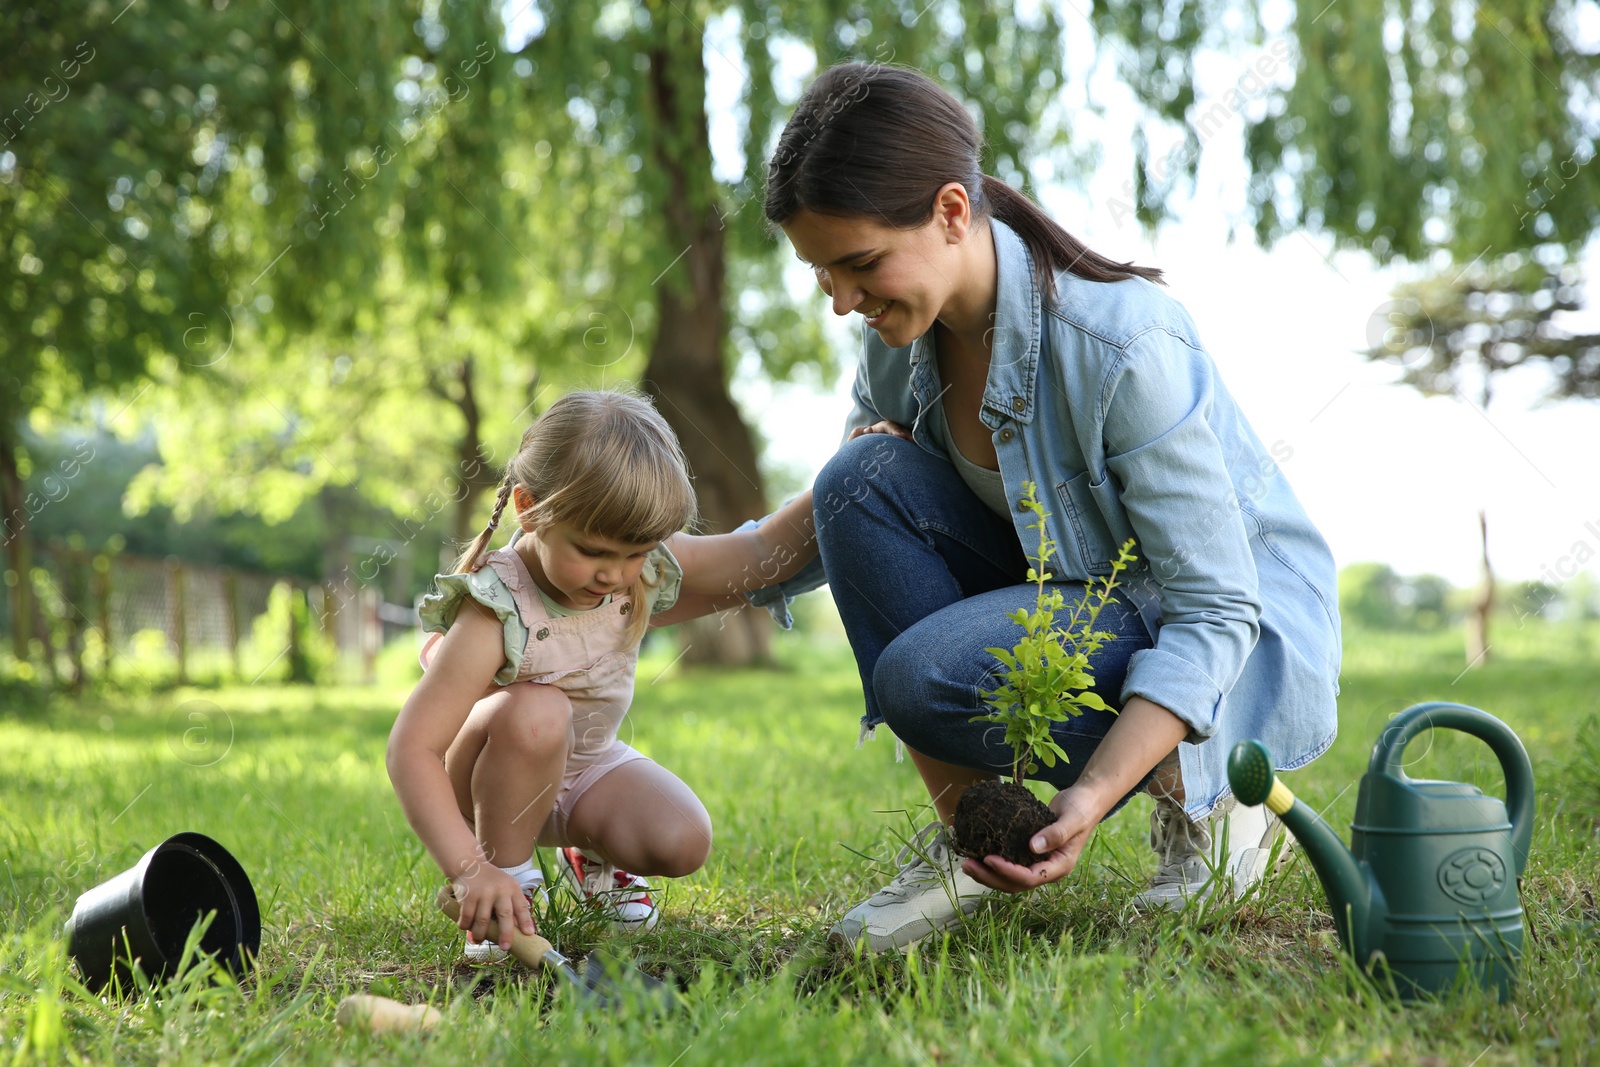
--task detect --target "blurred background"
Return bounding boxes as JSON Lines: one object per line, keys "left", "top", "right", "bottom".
{"left": 4, "top": 0, "right": 1597, "bottom": 694}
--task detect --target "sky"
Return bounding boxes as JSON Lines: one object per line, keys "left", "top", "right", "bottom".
{"left": 703, "top": 7, "right": 1600, "bottom": 591}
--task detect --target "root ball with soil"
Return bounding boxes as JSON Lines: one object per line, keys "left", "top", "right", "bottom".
{"left": 950, "top": 779, "right": 1055, "bottom": 867}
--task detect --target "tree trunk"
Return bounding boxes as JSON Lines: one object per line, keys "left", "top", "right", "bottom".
{"left": 63, "top": 548, "right": 87, "bottom": 693}
{"left": 318, "top": 484, "right": 354, "bottom": 661}
{"left": 641, "top": 18, "right": 770, "bottom": 665}
{"left": 1467, "top": 508, "right": 1494, "bottom": 665}
{"left": 449, "top": 356, "right": 501, "bottom": 551}
{"left": 1465, "top": 374, "right": 1495, "bottom": 666}
{"left": 0, "top": 425, "right": 36, "bottom": 662}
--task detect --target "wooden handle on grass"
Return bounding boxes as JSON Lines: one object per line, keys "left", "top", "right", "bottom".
{"left": 434, "top": 883, "right": 553, "bottom": 968}
{"left": 335, "top": 994, "right": 441, "bottom": 1034}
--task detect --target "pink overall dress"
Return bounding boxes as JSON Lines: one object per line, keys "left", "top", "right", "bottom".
{"left": 419, "top": 545, "right": 664, "bottom": 844}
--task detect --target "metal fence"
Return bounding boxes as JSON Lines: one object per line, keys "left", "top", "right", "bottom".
{"left": 3, "top": 544, "right": 415, "bottom": 686}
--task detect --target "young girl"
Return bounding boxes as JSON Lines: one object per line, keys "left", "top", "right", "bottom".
{"left": 388, "top": 390, "right": 814, "bottom": 958}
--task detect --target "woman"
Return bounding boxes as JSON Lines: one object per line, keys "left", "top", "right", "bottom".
{"left": 752, "top": 63, "right": 1341, "bottom": 952}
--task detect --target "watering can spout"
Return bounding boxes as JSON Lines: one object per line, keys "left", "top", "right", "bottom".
{"left": 1227, "top": 740, "right": 1377, "bottom": 961}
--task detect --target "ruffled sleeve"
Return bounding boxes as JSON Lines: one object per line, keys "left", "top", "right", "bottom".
{"left": 643, "top": 542, "right": 683, "bottom": 614}
{"left": 417, "top": 564, "right": 529, "bottom": 686}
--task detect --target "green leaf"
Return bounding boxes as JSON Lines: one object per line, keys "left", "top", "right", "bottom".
{"left": 986, "top": 647, "right": 1020, "bottom": 669}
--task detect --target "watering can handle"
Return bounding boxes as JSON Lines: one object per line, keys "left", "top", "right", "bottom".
{"left": 1368, "top": 702, "right": 1535, "bottom": 873}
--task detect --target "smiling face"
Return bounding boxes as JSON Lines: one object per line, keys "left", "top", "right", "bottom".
{"left": 782, "top": 198, "right": 969, "bottom": 349}
{"left": 512, "top": 487, "right": 656, "bottom": 610}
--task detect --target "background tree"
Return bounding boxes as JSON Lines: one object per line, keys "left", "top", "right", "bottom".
{"left": 1364, "top": 256, "right": 1600, "bottom": 660}
{"left": 528, "top": 0, "right": 1071, "bottom": 661}
{"left": 1094, "top": 0, "right": 1600, "bottom": 257}
{"left": 2, "top": 0, "right": 249, "bottom": 659}
{"left": 32, "top": 2, "right": 1592, "bottom": 674}
{"left": 1339, "top": 561, "right": 1462, "bottom": 631}
{"left": 2, "top": 0, "right": 529, "bottom": 665}
{"left": 1095, "top": 0, "right": 1598, "bottom": 665}
{"left": 11, "top": 1, "right": 1087, "bottom": 668}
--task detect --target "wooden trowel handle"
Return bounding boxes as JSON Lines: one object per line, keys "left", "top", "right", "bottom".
{"left": 336, "top": 994, "right": 442, "bottom": 1034}
{"left": 435, "top": 883, "right": 553, "bottom": 969}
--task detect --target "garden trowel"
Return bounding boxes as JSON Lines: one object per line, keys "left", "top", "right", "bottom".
{"left": 434, "top": 883, "right": 675, "bottom": 1012}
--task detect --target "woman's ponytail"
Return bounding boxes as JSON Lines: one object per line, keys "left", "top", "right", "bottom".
{"left": 980, "top": 176, "right": 1163, "bottom": 299}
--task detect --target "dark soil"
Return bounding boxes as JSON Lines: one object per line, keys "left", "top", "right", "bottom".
{"left": 950, "top": 779, "right": 1056, "bottom": 867}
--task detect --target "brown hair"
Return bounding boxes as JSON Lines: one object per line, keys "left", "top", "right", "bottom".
{"left": 764, "top": 63, "right": 1162, "bottom": 300}
{"left": 455, "top": 390, "right": 696, "bottom": 645}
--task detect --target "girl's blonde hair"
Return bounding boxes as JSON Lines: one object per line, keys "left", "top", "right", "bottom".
{"left": 455, "top": 389, "right": 696, "bottom": 645}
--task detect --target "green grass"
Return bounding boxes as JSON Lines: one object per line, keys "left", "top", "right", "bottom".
{"left": 2, "top": 622, "right": 1598, "bottom": 1065}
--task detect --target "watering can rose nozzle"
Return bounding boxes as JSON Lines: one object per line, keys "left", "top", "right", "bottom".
{"left": 1227, "top": 739, "right": 1295, "bottom": 815}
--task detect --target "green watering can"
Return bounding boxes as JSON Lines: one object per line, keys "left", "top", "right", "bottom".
{"left": 1228, "top": 702, "right": 1534, "bottom": 1001}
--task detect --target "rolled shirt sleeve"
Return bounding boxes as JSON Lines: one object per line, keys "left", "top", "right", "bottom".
{"left": 742, "top": 352, "right": 882, "bottom": 627}
{"left": 1102, "top": 328, "right": 1262, "bottom": 741}
{"left": 737, "top": 516, "right": 828, "bottom": 629}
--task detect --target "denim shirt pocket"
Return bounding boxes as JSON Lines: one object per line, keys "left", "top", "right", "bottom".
{"left": 1054, "top": 471, "right": 1120, "bottom": 576}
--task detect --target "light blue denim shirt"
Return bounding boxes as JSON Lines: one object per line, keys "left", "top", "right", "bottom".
{"left": 754, "top": 218, "right": 1341, "bottom": 816}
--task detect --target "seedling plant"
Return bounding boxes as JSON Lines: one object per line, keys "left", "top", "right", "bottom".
{"left": 950, "top": 481, "right": 1138, "bottom": 865}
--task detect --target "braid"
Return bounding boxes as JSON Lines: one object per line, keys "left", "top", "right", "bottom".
{"left": 486, "top": 480, "right": 513, "bottom": 532}
{"left": 452, "top": 476, "right": 515, "bottom": 574}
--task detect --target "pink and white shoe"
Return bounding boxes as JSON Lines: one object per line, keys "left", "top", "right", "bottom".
{"left": 556, "top": 847, "right": 659, "bottom": 931}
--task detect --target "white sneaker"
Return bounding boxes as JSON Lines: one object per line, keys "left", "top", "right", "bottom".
{"left": 463, "top": 878, "right": 548, "bottom": 965}
{"left": 557, "top": 848, "right": 659, "bottom": 931}
{"left": 829, "top": 822, "right": 994, "bottom": 953}
{"left": 1132, "top": 795, "right": 1287, "bottom": 910}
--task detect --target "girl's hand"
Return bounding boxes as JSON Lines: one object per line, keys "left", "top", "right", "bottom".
{"left": 960, "top": 784, "right": 1102, "bottom": 893}
{"left": 849, "top": 420, "right": 912, "bottom": 441}
{"left": 451, "top": 864, "right": 537, "bottom": 951}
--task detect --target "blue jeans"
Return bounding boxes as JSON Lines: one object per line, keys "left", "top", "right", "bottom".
{"left": 813, "top": 434, "right": 1156, "bottom": 796}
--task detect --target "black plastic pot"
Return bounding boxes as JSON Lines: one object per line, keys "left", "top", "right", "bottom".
{"left": 65, "top": 832, "right": 260, "bottom": 994}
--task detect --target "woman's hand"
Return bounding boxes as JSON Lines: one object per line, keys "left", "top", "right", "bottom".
{"left": 451, "top": 863, "right": 537, "bottom": 951}
{"left": 964, "top": 697, "right": 1190, "bottom": 893}
{"left": 960, "top": 783, "right": 1106, "bottom": 893}
{"left": 849, "top": 419, "right": 913, "bottom": 442}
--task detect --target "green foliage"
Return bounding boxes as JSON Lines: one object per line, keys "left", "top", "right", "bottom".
{"left": 372, "top": 632, "right": 424, "bottom": 690}
{"left": 4, "top": 1, "right": 1154, "bottom": 621}
{"left": 1, "top": 0, "right": 502, "bottom": 422}
{"left": 1095, "top": 0, "right": 1600, "bottom": 261}
{"left": 17, "top": 424, "right": 337, "bottom": 580}
{"left": 125, "top": 626, "right": 175, "bottom": 674}
{"left": 1506, "top": 580, "right": 1561, "bottom": 624}
{"left": 2, "top": 0, "right": 552, "bottom": 591}
{"left": 241, "top": 583, "right": 334, "bottom": 685}
{"left": 529, "top": 0, "right": 1074, "bottom": 383}
{"left": 973, "top": 482, "right": 1138, "bottom": 782}
{"left": 1366, "top": 255, "right": 1600, "bottom": 402}
{"left": 1338, "top": 562, "right": 1461, "bottom": 632}
{"left": 1250, "top": 0, "right": 1600, "bottom": 260}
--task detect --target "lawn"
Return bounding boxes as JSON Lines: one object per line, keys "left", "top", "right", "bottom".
{"left": 2, "top": 618, "right": 1597, "bottom": 1065}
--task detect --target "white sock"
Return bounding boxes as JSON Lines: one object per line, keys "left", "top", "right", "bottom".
{"left": 497, "top": 857, "right": 545, "bottom": 892}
